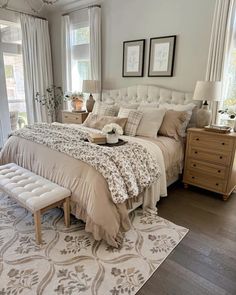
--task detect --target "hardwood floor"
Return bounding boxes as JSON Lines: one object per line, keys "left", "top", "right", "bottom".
{"left": 138, "top": 181, "right": 236, "bottom": 295}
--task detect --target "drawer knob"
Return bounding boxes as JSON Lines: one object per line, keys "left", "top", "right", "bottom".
{"left": 76, "top": 117, "right": 78, "bottom": 120}
{"left": 218, "top": 170, "right": 221, "bottom": 173}
{"left": 194, "top": 151, "right": 198, "bottom": 154}
{"left": 192, "top": 176, "right": 195, "bottom": 179}
{"left": 196, "top": 138, "right": 199, "bottom": 141}
{"left": 193, "top": 164, "right": 196, "bottom": 167}
{"left": 219, "top": 156, "right": 223, "bottom": 159}
{"left": 222, "top": 142, "right": 225, "bottom": 145}
{"left": 216, "top": 183, "right": 219, "bottom": 186}
{"left": 65, "top": 115, "right": 68, "bottom": 118}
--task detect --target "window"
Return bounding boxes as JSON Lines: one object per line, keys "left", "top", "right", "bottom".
{"left": 71, "top": 26, "right": 89, "bottom": 46}
{"left": 0, "top": 19, "right": 27, "bottom": 135}
{"left": 70, "top": 22, "right": 90, "bottom": 92}
{"left": 220, "top": 19, "right": 236, "bottom": 127}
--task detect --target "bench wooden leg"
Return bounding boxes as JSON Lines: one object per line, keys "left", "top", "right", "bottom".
{"left": 63, "top": 197, "right": 70, "bottom": 228}
{"left": 34, "top": 210, "right": 42, "bottom": 244}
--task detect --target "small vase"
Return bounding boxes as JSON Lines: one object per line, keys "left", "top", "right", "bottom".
{"left": 106, "top": 133, "right": 119, "bottom": 144}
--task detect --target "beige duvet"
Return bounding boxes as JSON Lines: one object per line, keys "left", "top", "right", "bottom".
{"left": 0, "top": 127, "right": 183, "bottom": 247}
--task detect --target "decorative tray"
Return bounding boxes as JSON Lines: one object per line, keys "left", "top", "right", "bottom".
{"left": 83, "top": 138, "right": 127, "bottom": 147}
{"left": 204, "top": 125, "right": 231, "bottom": 134}
{"left": 100, "top": 139, "right": 127, "bottom": 147}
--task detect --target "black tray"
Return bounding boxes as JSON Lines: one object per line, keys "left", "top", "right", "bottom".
{"left": 100, "top": 139, "right": 127, "bottom": 147}
{"left": 84, "top": 138, "right": 127, "bottom": 147}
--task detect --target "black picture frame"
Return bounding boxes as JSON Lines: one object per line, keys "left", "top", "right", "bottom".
{"left": 122, "top": 39, "right": 145, "bottom": 77}
{"left": 148, "top": 35, "right": 176, "bottom": 77}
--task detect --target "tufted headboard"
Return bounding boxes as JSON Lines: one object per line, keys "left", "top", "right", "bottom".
{"left": 102, "top": 84, "right": 200, "bottom": 106}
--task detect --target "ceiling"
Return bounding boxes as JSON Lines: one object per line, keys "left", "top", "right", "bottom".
{"left": 0, "top": 0, "right": 85, "bottom": 14}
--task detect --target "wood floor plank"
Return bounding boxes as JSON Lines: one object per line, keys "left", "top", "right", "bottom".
{"left": 138, "top": 182, "right": 236, "bottom": 294}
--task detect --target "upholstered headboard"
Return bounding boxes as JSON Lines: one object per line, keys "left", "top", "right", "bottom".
{"left": 102, "top": 84, "right": 200, "bottom": 106}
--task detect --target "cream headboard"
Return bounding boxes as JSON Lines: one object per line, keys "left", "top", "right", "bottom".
{"left": 102, "top": 84, "right": 200, "bottom": 106}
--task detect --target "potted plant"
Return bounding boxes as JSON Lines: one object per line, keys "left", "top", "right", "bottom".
{"left": 102, "top": 123, "right": 123, "bottom": 144}
{"left": 64, "top": 92, "right": 84, "bottom": 112}
{"left": 35, "top": 85, "right": 65, "bottom": 122}
{"left": 218, "top": 108, "right": 236, "bottom": 131}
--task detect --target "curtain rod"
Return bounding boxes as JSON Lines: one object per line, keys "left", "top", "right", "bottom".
{"left": 0, "top": 7, "right": 47, "bottom": 20}
{"left": 62, "top": 4, "right": 101, "bottom": 16}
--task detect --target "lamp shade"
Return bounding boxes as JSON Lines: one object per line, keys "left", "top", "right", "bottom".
{"left": 193, "top": 81, "right": 222, "bottom": 101}
{"left": 82, "top": 80, "right": 100, "bottom": 94}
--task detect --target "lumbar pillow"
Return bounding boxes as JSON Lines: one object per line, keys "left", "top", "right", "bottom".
{"left": 158, "top": 110, "right": 190, "bottom": 140}
{"left": 136, "top": 108, "right": 166, "bottom": 138}
{"left": 124, "top": 110, "right": 143, "bottom": 136}
{"left": 83, "top": 113, "right": 127, "bottom": 130}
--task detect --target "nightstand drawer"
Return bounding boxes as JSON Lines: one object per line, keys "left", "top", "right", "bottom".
{"left": 185, "top": 170, "right": 227, "bottom": 193}
{"left": 187, "top": 159, "right": 227, "bottom": 179}
{"left": 189, "top": 132, "right": 234, "bottom": 151}
{"left": 62, "top": 113, "right": 83, "bottom": 123}
{"left": 188, "top": 147, "right": 231, "bottom": 166}
{"left": 61, "top": 112, "right": 88, "bottom": 124}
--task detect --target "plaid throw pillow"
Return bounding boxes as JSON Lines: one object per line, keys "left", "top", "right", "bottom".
{"left": 125, "top": 110, "right": 143, "bottom": 136}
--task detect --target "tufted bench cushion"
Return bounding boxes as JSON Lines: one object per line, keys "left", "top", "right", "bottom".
{"left": 0, "top": 163, "right": 71, "bottom": 244}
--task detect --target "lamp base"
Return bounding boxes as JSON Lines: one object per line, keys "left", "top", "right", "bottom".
{"left": 196, "top": 105, "right": 212, "bottom": 128}
{"left": 86, "top": 94, "right": 95, "bottom": 112}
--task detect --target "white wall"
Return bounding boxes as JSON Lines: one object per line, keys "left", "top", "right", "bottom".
{"left": 48, "top": 0, "right": 215, "bottom": 93}
{"left": 101, "top": 0, "right": 215, "bottom": 92}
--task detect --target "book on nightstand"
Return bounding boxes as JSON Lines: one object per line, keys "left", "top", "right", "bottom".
{"left": 87, "top": 133, "right": 107, "bottom": 144}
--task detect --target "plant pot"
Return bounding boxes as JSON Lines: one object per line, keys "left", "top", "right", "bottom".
{"left": 106, "top": 133, "right": 119, "bottom": 144}
{"left": 71, "top": 98, "right": 83, "bottom": 111}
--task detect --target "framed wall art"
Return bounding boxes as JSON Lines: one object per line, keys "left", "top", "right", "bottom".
{"left": 122, "top": 39, "right": 145, "bottom": 77}
{"left": 148, "top": 35, "right": 176, "bottom": 77}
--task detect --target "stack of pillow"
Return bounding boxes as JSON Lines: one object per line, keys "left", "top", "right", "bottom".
{"left": 83, "top": 100, "right": 196, "bottom": 141}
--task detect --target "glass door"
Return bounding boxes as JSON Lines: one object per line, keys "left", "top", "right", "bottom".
{"left": 0, "top": 19, "right": 27, "bottom": 148}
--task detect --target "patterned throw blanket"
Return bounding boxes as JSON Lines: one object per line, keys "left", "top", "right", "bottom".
{"left": 12, "top": 124, "right": 161, "bottom": 204}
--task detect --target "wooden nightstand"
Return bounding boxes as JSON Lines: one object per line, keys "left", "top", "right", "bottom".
{"left": 183, "top": 128, "right": 236, "bottom": 200}
{"left": 61, "top": 111, "right": 89, "bottom": 124}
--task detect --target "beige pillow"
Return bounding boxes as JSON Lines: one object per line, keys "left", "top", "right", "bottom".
{"left": 158, "top": 110, "right": 189, "bottom": 140}
{"left": 83, "top": 113, "right": 127, "bottom": 130}
{"left": 136, "top": 108, "right": 166, "bottom": 138}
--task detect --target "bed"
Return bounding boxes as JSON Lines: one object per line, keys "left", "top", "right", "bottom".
{"left": 0, "top": 84, "right": 200, "bottom": 247}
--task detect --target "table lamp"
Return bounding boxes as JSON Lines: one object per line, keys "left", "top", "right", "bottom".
{"left": 82, "top": 80, "right": 100, "bottom": 112}
{"left": 193, "top": 81, "right": 222, "bottom": 128}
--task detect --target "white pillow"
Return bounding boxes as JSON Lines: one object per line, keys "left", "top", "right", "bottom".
{"left": 119, "top": 103, "right": 139, "bottom": 109}
{"left": 161, "top": 103, "right": 196, "bottom": 112}
{"left": 92, "top": 101, "right": 119, "bottom": 116}
{"left": 136, "top": 108, "right": 166, "bottom": 138}
{"left": 139, "top": 102, "right": 159, "bottom": 109}
{"left": 118, "top": 107, "right": 133, "bottom": 118}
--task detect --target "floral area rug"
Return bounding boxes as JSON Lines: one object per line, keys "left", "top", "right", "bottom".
{"left": 0, "top": 193, "right": 188, "bottom": 295}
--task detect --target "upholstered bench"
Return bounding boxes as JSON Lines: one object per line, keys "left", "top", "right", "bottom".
{"left": 0, "top": 163, "right": 71, "bottom": 244}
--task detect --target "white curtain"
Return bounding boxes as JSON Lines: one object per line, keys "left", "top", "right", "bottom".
{"left": 61, "top": 15, "right": 72, "bottom": 93}
{"left": 205, "top": 0, "right": 235, "bottom": 122}
{"left": 20, "top": 14, "right": 53, "bottom": 124}
{"left": 89, "top": 6, "right": 102, "bottom": 91}
{"left": 221, "top": 1, "right": 236, "bottom": 100}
